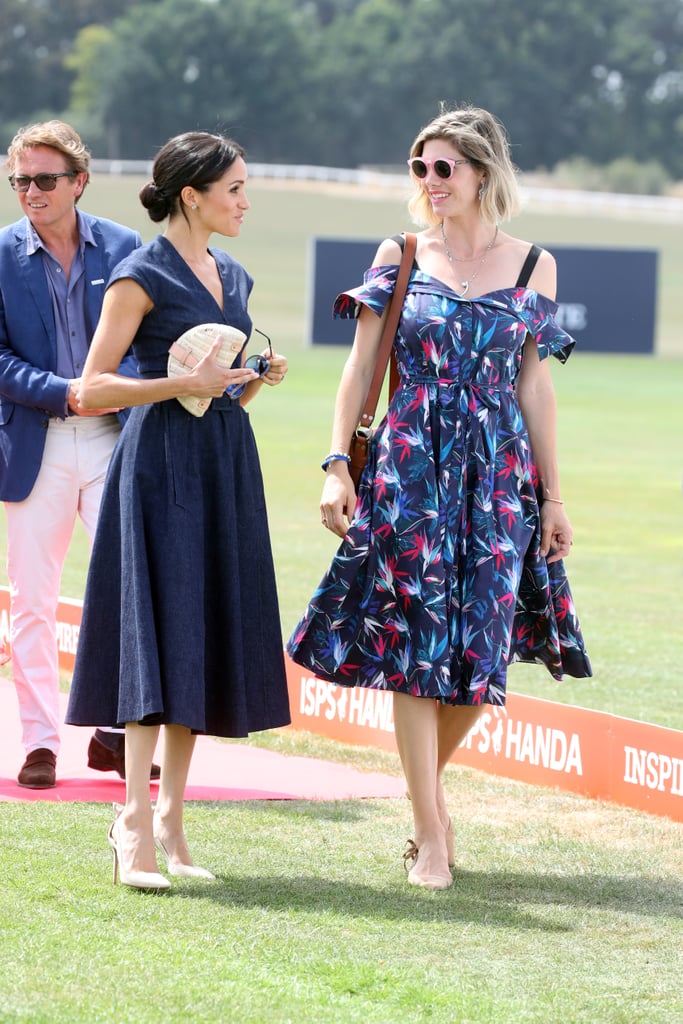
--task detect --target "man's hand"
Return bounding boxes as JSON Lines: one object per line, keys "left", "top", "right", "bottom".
{"left": 68, "top": 379, "right": 121, "bottom": 416}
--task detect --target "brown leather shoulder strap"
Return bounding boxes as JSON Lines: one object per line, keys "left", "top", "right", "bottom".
{"left": 359, "top": 232, "right": 417, "bottom": 428}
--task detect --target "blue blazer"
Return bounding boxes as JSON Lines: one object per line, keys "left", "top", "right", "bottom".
{"left": 0, "top": 212, "right": 142, "bottom": 501}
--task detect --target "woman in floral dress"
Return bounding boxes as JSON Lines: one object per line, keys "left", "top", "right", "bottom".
{"left": 287, "top": 106, "right": 591, "bottom": 890}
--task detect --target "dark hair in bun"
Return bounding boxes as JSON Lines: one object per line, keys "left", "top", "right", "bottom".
{"left": 138, "top": 131, "right": 245, "bottom": 222}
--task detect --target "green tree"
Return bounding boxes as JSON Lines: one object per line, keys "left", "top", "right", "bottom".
{"left": 68, "top": 0, "right": 322, "bottom": 159}
{"left": 585, "top": 0, "right": 683, "bottom": 176}
{"left": 0, "top": 0, "right": 138, "bottom": 136}
{"left": 308, "top": 0, "right": 682, "bottom": 176}
{"left": 5, "top": 0, "right": 683, "bottom": 175}
{"left": 315, "top": 0, "right": 644, "bottom": 170}
{"left": 303, "top": 0, "right": 428, "bottom": 166}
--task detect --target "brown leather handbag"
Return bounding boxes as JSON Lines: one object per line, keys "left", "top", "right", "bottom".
{"left": 348, "top": 232, "right": 417, "bottom": 489}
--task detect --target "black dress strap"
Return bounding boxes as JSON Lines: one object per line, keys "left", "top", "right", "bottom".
{"left": 391, "top": 233, "right": 419, "bottom": 271}
{"left": 515, "top": 244, "right": 542, "bottom": 288}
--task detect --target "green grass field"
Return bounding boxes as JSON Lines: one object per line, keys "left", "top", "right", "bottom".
{"left": 0, "top": 178, "right": 681, "bottom": 1024}
{"left": 1, "top": 785, "right": 681, "bottom": 1024}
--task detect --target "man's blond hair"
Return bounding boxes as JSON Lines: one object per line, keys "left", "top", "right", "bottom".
{"left": 6, "top": 120, "right": 91, "bottom": 187}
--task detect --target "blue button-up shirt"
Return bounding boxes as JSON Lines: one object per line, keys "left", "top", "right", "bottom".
{"left": 26, "top": 210, "right": 96, "bottom": 415}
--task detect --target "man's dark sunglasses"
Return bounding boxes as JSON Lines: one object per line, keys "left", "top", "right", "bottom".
{"left": 8, "top": 171, "right": 77, "bottom": 193}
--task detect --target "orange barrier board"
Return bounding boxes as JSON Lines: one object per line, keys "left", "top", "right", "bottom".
{"left": 286, "top": 661, "right": 683, "bottom": 824}
{"left": 1, "top": 588, "right": 680, "bottom": 822}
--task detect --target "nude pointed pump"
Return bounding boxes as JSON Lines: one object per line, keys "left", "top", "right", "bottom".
{"left": 405, "top": 818, "right": 456, "bottom": 870}
{"left": 153, "top": 834, "right": 216, "bottom": 880}
{"left": 406, "top": 863, "right": 453, "bottom": 891}
{"left": 402, "top": 839, "right": 453, "bottom": 891}
{"left": 108, "top": 819, "right": 170, "bottom": 891}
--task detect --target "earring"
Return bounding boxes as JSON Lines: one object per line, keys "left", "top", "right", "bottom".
{"left": 191, "top": 203, "right": 198, "bottom": 210}
{"left": 478, "top": 181, "right": 486, "bottom": 202}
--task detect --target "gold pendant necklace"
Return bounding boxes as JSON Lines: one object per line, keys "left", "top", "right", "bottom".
{"left": 440, "top": 222, "right": 499, "bottom": 295}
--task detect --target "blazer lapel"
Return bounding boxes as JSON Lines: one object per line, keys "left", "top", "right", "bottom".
{"left": 14, "top": 223, "right": 56, "bottom": 360}
{"left": 83, "top": 218, "right": 107, "bottom": 339}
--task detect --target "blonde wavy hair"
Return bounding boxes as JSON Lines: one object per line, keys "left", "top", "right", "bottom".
{"left": 6, "top": 120, "right": 91, "bottom": 196}
{"left": 407, "top": 106, "right": 520, "bottom": 227}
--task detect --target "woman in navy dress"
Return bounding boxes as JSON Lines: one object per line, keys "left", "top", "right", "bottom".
{"left": 288, "top": 107, "right": 590, "bottom": 891}
{"left": 66, "top": 132, "right": 291, "bottom": 889}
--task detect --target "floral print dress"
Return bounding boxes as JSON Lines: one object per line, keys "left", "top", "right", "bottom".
{"left": 287, "top": 256, "right": 592, "bottom": 706}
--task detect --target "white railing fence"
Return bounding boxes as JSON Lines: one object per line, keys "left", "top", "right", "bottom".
{"left": 89, "top": 160, "right": 683, "bottom": 220}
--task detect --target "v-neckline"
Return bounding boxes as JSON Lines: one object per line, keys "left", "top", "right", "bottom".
{"left": 159, "top": 235, "right": 226, "bottom": 315}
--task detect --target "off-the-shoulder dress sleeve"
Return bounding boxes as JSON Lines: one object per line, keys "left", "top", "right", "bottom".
{"left": 509, "top": 287, "right": 576, "bottom": 363}
{"left": 333, "top": 267, "right": 577, "bottom": 364}
{"left": 333, "top": 264, "right": 399, "bottom": 320}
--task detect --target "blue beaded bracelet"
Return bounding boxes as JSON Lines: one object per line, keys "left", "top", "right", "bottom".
{"left": 321, "top": 452, "right": 351, "bottom": 472}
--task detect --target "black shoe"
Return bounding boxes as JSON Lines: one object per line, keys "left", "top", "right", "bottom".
{"left": 87, "top": 730, "right": 161, "bottom": 780}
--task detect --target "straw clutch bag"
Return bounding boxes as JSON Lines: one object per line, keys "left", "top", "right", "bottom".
{"left": 167, "top": 322, "right": 246, "bottom": 417}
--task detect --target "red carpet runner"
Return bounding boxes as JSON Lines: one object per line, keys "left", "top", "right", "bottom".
{"left": 0, "top": 680, "right": 404, "bottom": 803}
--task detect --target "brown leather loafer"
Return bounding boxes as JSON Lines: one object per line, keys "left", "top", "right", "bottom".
{"left": 17, "top": 748, "right": 57, "bottom": 789}
{"left": 87, "top": 730, "right": 161, "bottom": 780}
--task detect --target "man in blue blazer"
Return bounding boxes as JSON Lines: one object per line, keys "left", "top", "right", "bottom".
{"left": 0, "top": 120, "right": 150, "bottom": 788}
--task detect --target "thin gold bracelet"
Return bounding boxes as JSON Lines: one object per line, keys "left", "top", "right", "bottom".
{"left": 544, "top": 496, "right": 564, "bottom": 504}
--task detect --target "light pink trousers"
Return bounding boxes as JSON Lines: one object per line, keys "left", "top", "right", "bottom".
{"left": 5, "top": 415, "right": 120, "bottom": 755}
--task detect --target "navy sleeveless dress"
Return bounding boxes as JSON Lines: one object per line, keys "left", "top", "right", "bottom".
{"left": 287, "top": 243, "right": 591, "bottom": 706}
{"left": 66, "top": 237, "right": 291, "bottom": 737}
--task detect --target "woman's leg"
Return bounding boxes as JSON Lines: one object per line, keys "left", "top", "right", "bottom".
{"left": 117, "top": 722, "right": 161, "bottom": 873}
{"left": 435, "top": 704, "right": 485, "bottom": 863}
{"left": 436, "top": 704, "right": 484, "bottom": 775}
{"left": 393, "top": 692, "right": 450, "bottom": 887}
{"left": 152, "top": 725, "right": 197, "bottom": 867}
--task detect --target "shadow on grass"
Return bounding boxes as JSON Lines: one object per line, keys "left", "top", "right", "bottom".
{"left": 174, "top": 873, "right": 566, "bottom": 931}
{"left": 453, "top": 868, "right": 683, "bottom": 919}
{"left": 172, "top": 866, "right": 683, "bottom": 932}
{"left": 184, "top": 800, "right": 683, "bottom": 927}
{"left": 199, "top": 797, "right": 392, "bottom": 823}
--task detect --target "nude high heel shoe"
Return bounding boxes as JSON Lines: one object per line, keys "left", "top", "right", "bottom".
{"left": 108, "top": 817, "right": 170, "bottom": 891}
{"left": 153, "top": 833, "right": 216, "bottom": 880}
{"left": 402, "top": 839, "right": 453, "bottom": 891}
{"left": 407, "top": 864, "right": 452, "bottom": 890}
{"left": 406, "top": 792, "right": 455, "bottom": 867}
{"left": 405, "top": 818, "right": 455, "bottom": 871}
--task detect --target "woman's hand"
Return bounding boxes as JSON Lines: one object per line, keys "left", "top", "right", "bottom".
{"left": 320, "top": 463, "right": 357, "bottom": 538}
{"left": 540, "top": 500, "right": 573, "bottom": 563}
{"left": 262, "top": 351, "right": 288, "bottom": 387}
{"left": 189, "top": 338, "right": 258, "bottom": 397}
